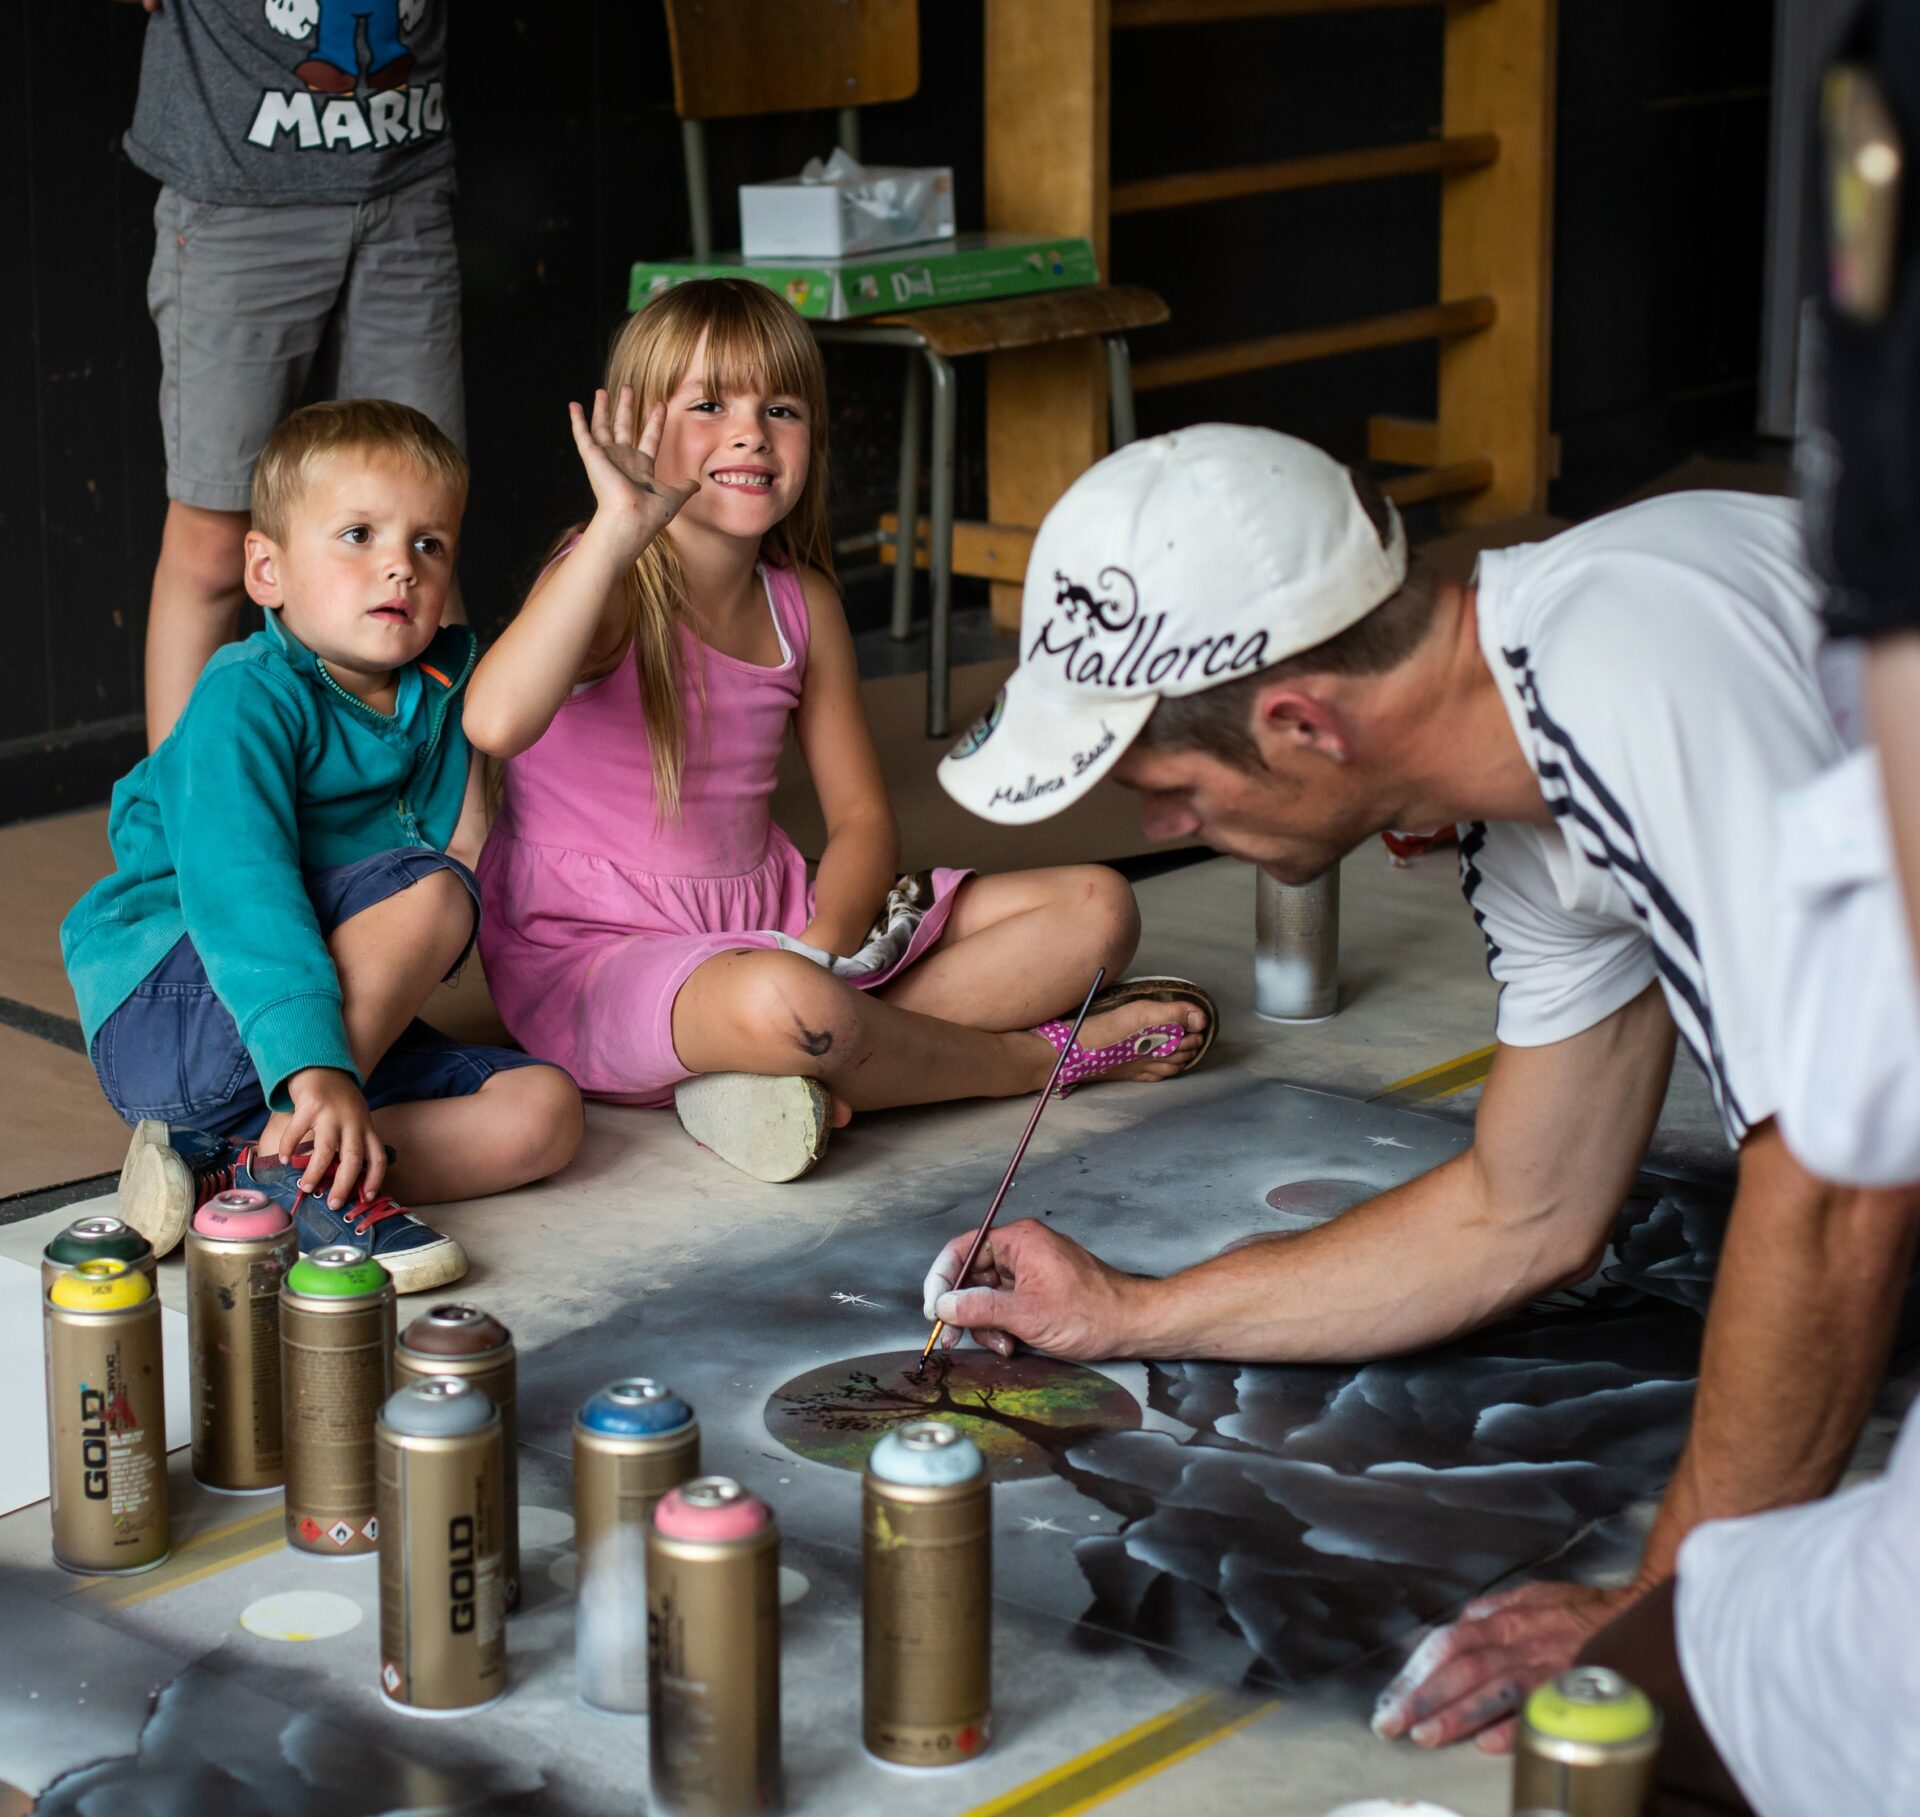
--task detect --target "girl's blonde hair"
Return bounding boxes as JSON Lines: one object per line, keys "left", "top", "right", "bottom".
{"left": 591, "top": 278, "right": 834, "bottom": 820}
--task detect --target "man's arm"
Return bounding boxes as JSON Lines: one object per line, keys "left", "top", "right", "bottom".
{"left": 1373, "top": 1137, "right": 1920, "bottom": 1753}
{"left": 925, "top": 982, "right": 1677, "bottom": 1363}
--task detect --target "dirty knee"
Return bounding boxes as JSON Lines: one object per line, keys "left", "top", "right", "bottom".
{"left": 1068, "top": 865, "right": 1141, "bottom": 968}
{"left": 733, "top": 953, "right": 864, "bottom": 1072}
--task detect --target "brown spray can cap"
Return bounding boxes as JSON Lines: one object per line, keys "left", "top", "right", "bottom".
{"left": 397, "top": 1302, "right": 511, "bottom": 1359}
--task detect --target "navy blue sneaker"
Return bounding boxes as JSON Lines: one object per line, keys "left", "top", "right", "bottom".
{"left": 238, "top": 1151, "right": 467, "bottom": 1296}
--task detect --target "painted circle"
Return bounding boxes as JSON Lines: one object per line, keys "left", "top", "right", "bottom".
{"left": 1261, "top": 1178, "right": 1374, "bottom": 1219}
{"left": 765, "top": 1349, "right": 1141, "bottom": 1482}
{"left": 239, "top": 1590, "right": 362, "bottom": 1642}
{"left": 518, "top": 1505, "right": 576, "bottom": 1550}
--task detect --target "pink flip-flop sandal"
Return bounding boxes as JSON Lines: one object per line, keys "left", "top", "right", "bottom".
{"left": 1030, "top": 975, "right": 1218, "bottom": 1097}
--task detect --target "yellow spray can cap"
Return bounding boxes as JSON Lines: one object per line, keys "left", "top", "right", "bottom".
{"left": 49, "top": 1257, "right": 153, "bottom": 1311}
{"left": 1524, "top": 1667, "right": 1658, "bottom": 1745}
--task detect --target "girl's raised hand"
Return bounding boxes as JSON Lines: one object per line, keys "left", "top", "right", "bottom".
{"left": 568, "top": 385, "right": 700, "bottom": 558}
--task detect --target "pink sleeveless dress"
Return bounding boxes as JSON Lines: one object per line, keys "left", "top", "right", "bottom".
{"left": 476, "top": 560, "right": 969, "bottom": 1105}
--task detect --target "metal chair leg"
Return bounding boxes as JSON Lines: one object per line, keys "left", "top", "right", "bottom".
{"left": 924, "top": 350, "right": 957, "bottom": 740}
{"left": 682, "top": 119, "right": 713, "bottom": 262}
{"left": 1105, "top": 334, "right": 1137, "bottom": 449}
{"left": 890, "top": 354, "right": 925, "bottom": 642}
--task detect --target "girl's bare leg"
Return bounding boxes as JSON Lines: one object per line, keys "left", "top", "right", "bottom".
{"left": 880, "top": 865, "right": 1208, "bottom": 1060}
{"left": 372, "top": 1064, "right": 585, "bottom": 1204}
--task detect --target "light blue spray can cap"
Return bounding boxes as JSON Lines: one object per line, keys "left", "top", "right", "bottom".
{"left": 868, "top": 1419, "right": 985, "bottom": 1487}
{"left": 380, "top": 1375, "right": 496, "bottom": 1437}
{"left": 577, "top": 1377, "right": 695, "bottom": 1437}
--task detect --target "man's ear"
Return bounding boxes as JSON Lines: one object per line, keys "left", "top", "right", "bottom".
{"left": 244, "top": 530, "right": 285, "bottom": 609}
{"left": 1252, "top": 681, "right": 1350, "bottom": 764}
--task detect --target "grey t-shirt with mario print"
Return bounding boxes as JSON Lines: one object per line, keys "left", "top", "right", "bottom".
{"left": 123, "top": 0, "right": 453, "bottom": 206}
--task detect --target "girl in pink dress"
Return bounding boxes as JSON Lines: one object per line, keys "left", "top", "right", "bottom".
{"left": 466, "top": 280, "right": 1214, "bottom": 1180}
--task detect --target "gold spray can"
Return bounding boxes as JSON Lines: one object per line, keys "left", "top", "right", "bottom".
{"left": 41, "top": 1214, "right": 156, "bottom": 1298}
{"left": 395, "top": 1305, "right": 519, "bottom": 1609}
{"left": 574, "top": 1378, "right": 700, "bottom": 1713}
{"left": 863, "top": 1419, "right": 992, "bottom": 1767}
{"left": 280, "top": 1244, "right": 393, "bottom": 1556}
{"left": 376, "top": 1376, "right": 507, "bottom": 1716}
{"left": 647, "top": 1477, "right": 780, "bottom": 1816}
{"left": 1512, "top": 1666, "right": 1663, "bottom": 1817}
{"left": 45, "top": 1259, "right": 169, "bottom": 1575}
{"left": 186, "top": 1190, "right": 296, "bottom": 1493}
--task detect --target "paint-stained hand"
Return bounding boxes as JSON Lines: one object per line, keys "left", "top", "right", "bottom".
{"left": 920, "top": 1218, "right": 1142, "bottom": 1361}
{"left": 568, "top": 385, "right": 700, "bottom": 563}
{"left": 1370, "top": 1579, "right": 1642, "bottom": 1753}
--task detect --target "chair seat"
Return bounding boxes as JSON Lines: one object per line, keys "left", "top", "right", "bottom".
{"left": 852, "top": 283, "right": 1169, "bottom": 357}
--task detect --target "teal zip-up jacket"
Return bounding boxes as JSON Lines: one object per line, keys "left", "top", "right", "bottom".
{"left": 61, "top": 613, "right": 479, "bottom": 1112}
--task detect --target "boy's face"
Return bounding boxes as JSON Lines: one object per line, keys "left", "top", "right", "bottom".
{"left": 245, "top": 451, "right": 461, "bottom": 678}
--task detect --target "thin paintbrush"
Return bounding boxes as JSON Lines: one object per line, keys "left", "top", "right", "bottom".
{"left": 912, "top": 967, "right": 1106, "bottom": 1377}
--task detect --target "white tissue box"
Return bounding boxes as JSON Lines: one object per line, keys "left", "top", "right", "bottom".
{"left": 740, "top": 153, "right": 955, "bottom": 260}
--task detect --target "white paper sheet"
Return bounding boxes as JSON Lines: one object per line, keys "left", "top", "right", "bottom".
{"left": 0, "top": 1253, "right": 191, "bottom": 1518}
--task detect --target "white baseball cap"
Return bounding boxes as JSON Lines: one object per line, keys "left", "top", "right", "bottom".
{"left": 937, "top": 424, "right": 1407, "bottom": 825}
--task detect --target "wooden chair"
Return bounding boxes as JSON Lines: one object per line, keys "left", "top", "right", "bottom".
{"left": 661, "top": 0, "right": 1169, "bottom": 736}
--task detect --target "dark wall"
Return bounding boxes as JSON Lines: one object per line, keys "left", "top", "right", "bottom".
{"left": 1, "top": 3, "right": 1774, "bottom": 823}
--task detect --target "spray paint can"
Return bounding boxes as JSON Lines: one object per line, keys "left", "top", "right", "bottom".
{"left": 647, "top": 1477, "right": 780, "bottom": 1816}
{"left": 44, "top": 1258, "right": 169, "bottom": 1576}
{"left": 862, "top": 1419, "right": 991, "bottom": 1768}
{"left": 573, "top": 1378, "right": 700, "bottom": 1714}
{"left": 185, "top": 1189, "right": 296, "bottom": 1493}
{"left": 1512, "top": 1666, "right": 1663, "bottom": 1817}
{"left": 395, "top": 1305, "right": 520, "bottom": 1610}
{"left": 1253, "top": 866, "right": 1341, "bottom": 1022}
{"left": 40, "top": 1214, "right": 156, "bottom": 1298}
{"left": 280, "top": 1244, "right": 393, "bottom": 1557}
{"left": 375, "top": 1376, "right": 507, "bottom": 1717}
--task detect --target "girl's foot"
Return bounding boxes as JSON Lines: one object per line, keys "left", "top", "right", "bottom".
{"left": 674, "top": 1073, "right": 836, "bottom": 1183}
{"left": 1030, "top": 977, "right": 1216, "bottom": 1093}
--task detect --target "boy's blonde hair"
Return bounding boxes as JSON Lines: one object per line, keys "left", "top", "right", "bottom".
{"left": 252, "top": 398, "right": 469, "bottom": 543}
{"left": 590, "top": 278, "right": 835, "bottom": 820}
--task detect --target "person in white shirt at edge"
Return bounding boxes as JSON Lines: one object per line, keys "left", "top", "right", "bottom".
{"left": 919, "top": 422, "right": 1920, "bottom": 1757}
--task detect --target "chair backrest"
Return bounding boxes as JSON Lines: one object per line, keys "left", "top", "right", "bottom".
{"left": 661, "top": 0, "right": 919, "bottom": 121}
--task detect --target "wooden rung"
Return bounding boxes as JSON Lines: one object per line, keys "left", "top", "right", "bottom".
{"left": 1110, "top": 134, "right": 1498, "bottom": 216}
{"left": 1379, "top": 457, "right": 1493, "bottom": 505}
{"left": 1368, "top": 414, "right": 1439, "bottom": 466}
{"left": 1114, "top": 0, "right": 1479, "bottom": 27}
{"left": 878, "top": 514, "right": 1037, "bottom": 583}
{"left": 1132, "top": 296, "right": 1495, "bottom": 393}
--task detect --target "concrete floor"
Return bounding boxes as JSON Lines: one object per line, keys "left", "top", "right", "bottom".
{"left": 0, "top": 843, "right": 1768, "bottom": 1816}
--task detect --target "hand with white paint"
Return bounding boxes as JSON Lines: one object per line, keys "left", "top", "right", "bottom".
{"left": 921, "top": 1219, "right": 1143, "bottom": 1362}
{"left": 1370, "top": 1578, "right": 1639, "bottom": 1752}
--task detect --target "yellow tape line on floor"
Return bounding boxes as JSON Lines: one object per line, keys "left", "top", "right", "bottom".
{"left": 1369, "top": 1042, "right": 1497, "bottom": 1107}
{"left": 962, "top": 1688, "right": 1279, "bottom": 1817}
{"left": 59, "top": 1506, "right": 284, "bottom": 1608}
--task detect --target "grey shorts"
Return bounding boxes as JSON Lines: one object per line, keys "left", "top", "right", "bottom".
{"left": 148, "top": 170, "right": 466, "bottom": 512}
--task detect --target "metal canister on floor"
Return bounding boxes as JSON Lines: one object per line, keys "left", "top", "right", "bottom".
{"left": 44, "top": 1258, "right": 169, "bottom": 1576}
{"left": 574, "top": 1378, "right": 700, "bottom": 1713}
{"left": 647, "top": 1477, "right": 780, "bottom": 1816}
{"left": 40, "top": 1215, "right": 156, "bottom": 1299}
{"left": 862, "top": 1419, "right": 991, "bottom": 1768}
{"left": 186, "top": 1189, "right": 296, "bottom": 1493}
{"left": 375, "top": 1376, "right": 507, "bottom": 1716}
{"left": 1512, "top": 1666, "right": 1663, "bottom": 1816}
{"left": 394, "top": 1304, "right": 519, "bottom": 1608}
{"left": 280, "top": 1244, "right": 394, "bottom": 1557}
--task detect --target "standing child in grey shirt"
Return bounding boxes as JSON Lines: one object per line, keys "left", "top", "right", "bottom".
{"left": 117, "top": 0, "right": 464, "bottom": 748}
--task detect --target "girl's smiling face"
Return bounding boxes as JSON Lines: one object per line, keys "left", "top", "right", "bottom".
{"left": 654, "top": 329, "right": 811, "bottom": 543}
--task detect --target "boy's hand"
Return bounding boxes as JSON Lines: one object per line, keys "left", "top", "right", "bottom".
{"left": 569, "top": 386, "right": 699, "bottom": 562}
{"left": 280, "top": 1067, "right": 385, "bottom": 1209}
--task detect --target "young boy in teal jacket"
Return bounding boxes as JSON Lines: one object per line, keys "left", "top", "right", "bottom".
{"left": 62, "top": 400, "right": 582, "bottom": 1292}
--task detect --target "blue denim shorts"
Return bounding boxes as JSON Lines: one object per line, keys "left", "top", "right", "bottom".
{"left": 90, "top": 848, "right": 553, "bottom": 1140}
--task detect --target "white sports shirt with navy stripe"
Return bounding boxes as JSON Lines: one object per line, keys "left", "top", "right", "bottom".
{"left": 1460, "top": 491, "right": 1845, "bottom": 1149}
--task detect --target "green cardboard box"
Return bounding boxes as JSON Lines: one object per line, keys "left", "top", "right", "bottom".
{"left": 627, "top": 232, "right": 1101, "bottom": 320}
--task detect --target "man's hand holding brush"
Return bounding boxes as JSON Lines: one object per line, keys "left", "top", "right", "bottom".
{"left": 920, "top": 1219, "right": 1145, "bottom": 1362}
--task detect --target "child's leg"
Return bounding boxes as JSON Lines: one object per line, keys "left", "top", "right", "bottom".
{"left": 372, "top": 1063, "right": 584, "bottom": 1205}
{"left": 878, "top": 865, "right": 1143, "bottom": 1029}
{"left": 670, "top": 940, "right": 1197, "bottom": 1116}
{"left": 144, "top": 503, "right": 250, "bottom": 748}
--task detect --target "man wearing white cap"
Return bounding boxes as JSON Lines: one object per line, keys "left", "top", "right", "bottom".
{"left": 924, "top": 424, "right": 1920, "bottom": 1754}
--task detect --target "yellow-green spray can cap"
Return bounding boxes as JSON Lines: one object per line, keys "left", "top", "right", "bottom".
{"left": 1524, "top": 1667, "right": 1658, "bottom": 1745}
{"left": 48, "top": 1257, "right": 153, "bottom": 1311}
